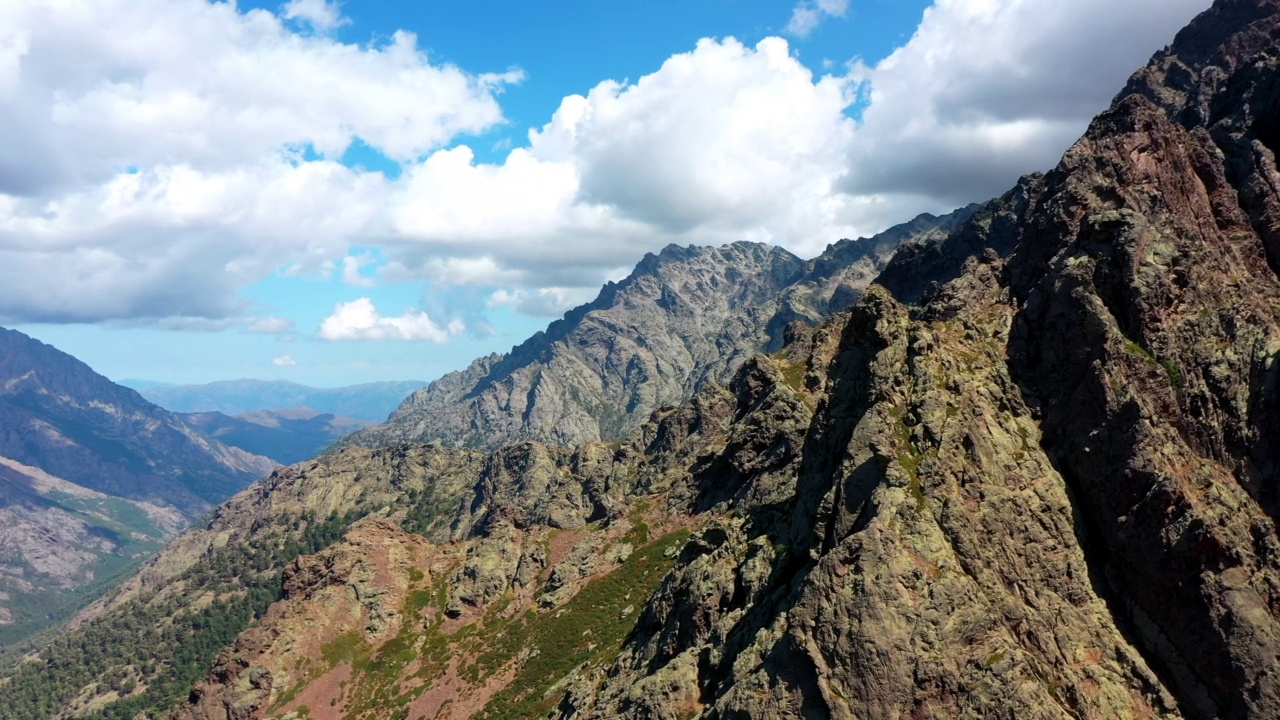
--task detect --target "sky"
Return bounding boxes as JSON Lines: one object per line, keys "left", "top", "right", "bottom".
{"left": 0, "top": 0, "right": 1212, "bottom": 387}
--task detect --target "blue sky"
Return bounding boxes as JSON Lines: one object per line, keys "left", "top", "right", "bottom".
{"left": 0, "top": 0, "right": 1210, "bottom": 387}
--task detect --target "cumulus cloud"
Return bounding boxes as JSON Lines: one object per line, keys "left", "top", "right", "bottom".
{"left": 341, "top": 254, "right": 377, "bottom": 287}
{"left": 282, "top": 0, "right": 349, "bottom": 34}
{"left": 787, "top": 0, "right": 849, "bottom": 38}
{"left": 377, "top": 0, "right": 1207, "bottom": 299}
{"left": 841, "top": 0, "right": 1209, "bottom": 205}
{"left": 488, "top": 287, "right": 600, "bottom": 318}
{"left": 272, "top": 354, "right": 298, "bottom": 367}
{"left": 0, "top": 0, "right": 515, "bottom": 323}
{"left": 317, "top": 297, "right": 461, "bottom": 342}
{"left": 382, "top": 36, "right": 861, "bottom": 287}
{"left": 0, "top": 0, "right": 1213, "bottom": 331}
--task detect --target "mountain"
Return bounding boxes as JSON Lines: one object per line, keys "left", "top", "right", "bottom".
{"left": 0, "top": 327, "right": 276, "bottom": 644}
{"left": 6, "top": 1, "right": 1279, "bottom": 718}
{"left": 0, "top": 328, "right": 274, "bottom": 514}
{"left": 348, "top": 208, "right": 972, "bottom": 453}
{"left": 178, "top": 408, "right": 373, "bottom": 465}
{"left": 0, "top": 457, "right": 184, "bottom": 645}
{"left": 134, "top": 379, "right": 429, "bottom": 422}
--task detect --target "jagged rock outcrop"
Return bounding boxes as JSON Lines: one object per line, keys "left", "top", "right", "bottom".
{"left": 348, "top": 211, "right": 971, "bottom": 453}
{"left": 177, "top": 519, "right": 435, "bottom": 720}
{"left": 577, "top": 1, "right": 1280, "bottom": 717}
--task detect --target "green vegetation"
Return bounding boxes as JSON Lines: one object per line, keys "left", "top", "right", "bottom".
{"left": 0, "top": 510, "right": 360, "bottom": 720}
{"left": 303, "top": 529, "right": 689, "bottom": 720}
{"left": 779, "top": 360, "right": 808, "bottom": 394}
{"left": 475, "top": 529, "right": 690, "bottom": 719}
{"left": 401, "top": 484, "right": 463, "bottom": 539}
{"left": 1160, "top": 357, "right": 1185, "bottom": 389}
{"left": 893, "top": 411, "right": 928, "bottom": 511}
{"left": 1124, "top": 340, "right": 1184, "bottom": 390}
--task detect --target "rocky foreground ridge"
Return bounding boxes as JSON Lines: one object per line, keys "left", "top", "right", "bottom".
{"left": 348, "top": 208, "right": 972, "bottom": 453}
{"left": 3, "top": 0, "right": 1279, "bottom": 718}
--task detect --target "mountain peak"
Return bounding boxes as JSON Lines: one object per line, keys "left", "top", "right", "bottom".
{"left": 346, "top": 220, "right": 960, "bottom": 452}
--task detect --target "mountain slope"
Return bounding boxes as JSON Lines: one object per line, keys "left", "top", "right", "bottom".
{"left": 0, "top": 457, "right": 184, "bottom": 644}
{"left": 0, "top": 328, "right": 275, "bottom": 513}
{"left": 5, "top": 1, "right": 1279, "bottom": 718}
{"left": 350, "top": 210, "right": 971, "bottom": 453}
{"left": 0, "top": 327, "right": 276, "bottom": 644}
{"left": 136, "top": 380, "right": 428, "bottom": 422}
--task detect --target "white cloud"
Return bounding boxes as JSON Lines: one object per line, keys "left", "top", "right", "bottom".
{"left": 787, "top": 0, "right": 849, "bottom": 38}
{"left": 840, "top": 0, "right": 1209, "bottom": 205}
{"left": 246, "top": 316, "right": 296, "bottom": 334}
{"left": 317, "top": 297, "right": 459, "bottom": 342}
{"left": 0, "top": 0, "right": 518, "bottom": 323}
{"left": 488, "top": 287, "right": 600, "bottom": 318}
{"left": 282, "top": 0, "right": 349, "bottom": 34}
{"left": 272, "top": 354, "right": 298, "bottom": 366}
{"left": 381, "top": 36, "right": 861, "bottom": 287}
{"left": 341, "top": 254, "right": 376, "bottom": 287}
{"left": 377, "top": 0, "right": 1206, "bottom": 303}
{"left": 0, "top": 0, "right": 1214, "bottom": 331}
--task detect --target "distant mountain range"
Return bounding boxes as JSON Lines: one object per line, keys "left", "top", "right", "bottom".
{"left": 127, "top": 379, "right": 428, "bottom": 422}
{"left": 0, "top": 327, "right": 276, "bottom": 643}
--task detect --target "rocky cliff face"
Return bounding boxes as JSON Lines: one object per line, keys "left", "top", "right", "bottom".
{"left": 577, "top": 0, "right": 1280, "bottom": 716}
{"left": 351, "top": 211, "right": 971, "bottom": 454}
{"left": 5, "top": 1, "right": 1278, "bottom": 718}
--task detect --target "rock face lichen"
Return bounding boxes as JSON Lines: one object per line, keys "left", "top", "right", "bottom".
{"left": 7, "top": 1, "right": 1280, "bottom": 718}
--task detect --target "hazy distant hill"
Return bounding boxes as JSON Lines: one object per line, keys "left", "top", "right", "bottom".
{"left": 130, "top": 379, "right": 428, "bottom": 422}
{"left": 178, "top": 408, "right": 372, "bottom": 465}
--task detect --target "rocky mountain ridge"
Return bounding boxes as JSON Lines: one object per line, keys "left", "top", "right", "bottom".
{"left": 3, "top": 0, "right": 1278, "bottom": 718}
{"left": 350, "top": 207, "right": 973, "bottom": 453}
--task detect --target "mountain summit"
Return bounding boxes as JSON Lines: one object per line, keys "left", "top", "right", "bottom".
{"left": 351, "top": 209, "right": 971, "bottom": 452}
